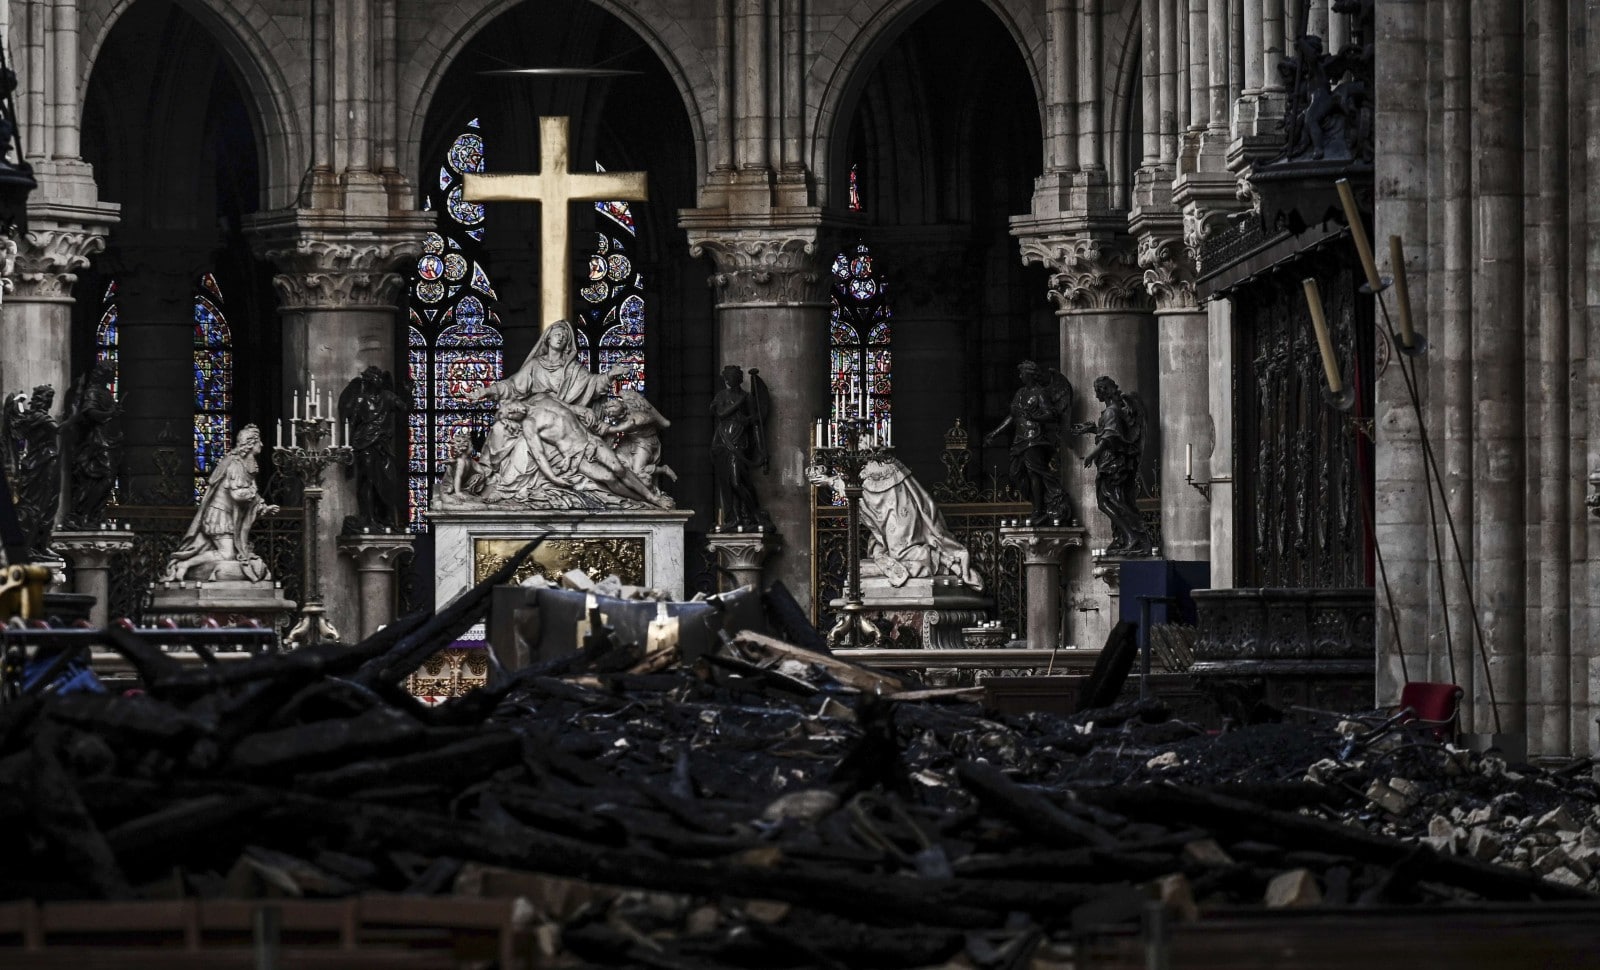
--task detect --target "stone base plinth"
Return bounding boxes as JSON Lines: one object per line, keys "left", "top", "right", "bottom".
{"left": 430, "top": 508, "right": 693, "bottom": 606}
{"left": 54, "top": 528, "right": 136, "bottom": 626}
{"left": 831, "top": 575, "right": 990, "bottom": 649}
{"left": 147, "top": 580, "right": 297, "bottom": 632}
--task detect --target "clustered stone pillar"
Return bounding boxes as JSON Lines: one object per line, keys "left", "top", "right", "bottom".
{"left": 683, "top": 224, "right": 832, "bottom": 609}
{"left": 248, "top": 211, "right": 432, "bottom": 639}
{"left": 53, "top": 529, "right": 135, "bottom": 626}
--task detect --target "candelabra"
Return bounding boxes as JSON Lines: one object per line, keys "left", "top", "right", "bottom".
{"left": 815, "top": 415, "right": 889, "bottom": 649}
{"left": 273, "top": 388, "right": 352, "bottom": 647}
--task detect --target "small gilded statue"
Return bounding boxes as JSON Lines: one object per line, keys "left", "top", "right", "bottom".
{"left": 160, "top": 424, "right": 280, "bottom": 582}
{"left": 710, "top": 365, "right": 771, "bottom": 531}
{"left": 2, "top": 385, "right": 62, "bottom": 559}
{"left": 61, "top": 360, "right": 123, "bottom": 530}
{"left": 1072, "top": 375, "right": 1155, "bottom": 556}
{"left": 984, "top": 360, "right": 1073, "bottom": 527}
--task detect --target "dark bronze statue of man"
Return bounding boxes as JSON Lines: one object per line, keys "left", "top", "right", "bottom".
{"left": 62, "top": 360, "right": 122, "bottom": 529}
{"left": 1073, "top": 375, "right": 1155, "bottom": 556}
{"left": 339, "top": 366, "right": 412, "bottom": 532}
{"left": 709, "top": 365, "right": 770, "bottom": 530}
{"left": 5, "top": 385, "right": 62, "bottom": 558}
{"left": 985, "top": 360, "right": 1072, "bottom": 527}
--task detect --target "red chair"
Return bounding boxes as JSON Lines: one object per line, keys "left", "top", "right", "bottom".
{"left": 1394, "top": 681, "right": 1463, "bottom": 741}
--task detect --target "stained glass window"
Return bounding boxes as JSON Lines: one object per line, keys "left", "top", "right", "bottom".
{"left": 193, "top": 277, "right": 233, "bottom": 499}
{"left": 848, "top": 163, "right": 862, "bottom": 211}
{"left": 575, "top": 163, "right": 646, "bottom": 394}
{"left": 95, "top": 281, "right": 119, "bottom": 396}
{"left": 407, "top": 118, "right": 505, "bottom": 530}
{"left": 827, "top": 243, "right": 892, "bottom": 446}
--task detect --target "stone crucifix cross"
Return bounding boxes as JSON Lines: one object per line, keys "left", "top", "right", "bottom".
{"left": 462, "top": 116, "right": 648, "bottom": 329}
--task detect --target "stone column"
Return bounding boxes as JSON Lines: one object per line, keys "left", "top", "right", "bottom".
{"left": 706, "top": 528, "right": 778, "bottom": 593}
{"left": 247, "top": 209, "right": 432, "bottom": 642}
{"left": 1138, "top": 230, "right": 1210, "bottom": 564}
{"left": 336, "top": 531, "right": 413, "bottom": 639}
{"left": 683, "top": 221, "right": 832, "bottom": 610}
{"left": 1000, "top": 524, "right": 1086, "bottom": 650}
{"left": 53, "top": 527, "right": 135, "bottom": 626}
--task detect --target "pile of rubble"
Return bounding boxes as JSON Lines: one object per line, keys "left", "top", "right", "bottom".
{"left": 0, "top": 550, "right": 1595, "bottom": 966}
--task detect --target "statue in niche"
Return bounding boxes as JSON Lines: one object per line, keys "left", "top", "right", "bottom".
{"left": 1073, "top": 376, "right": 1155, "bottom": 557}
{"left": 984, "top": 360, "right": 1073, "bottom": 527}
{"left": 2, "top": 385, "right": 62, "bottom": 559}
{"left": 160, "top": 424, "right": 280, "bottom": 582}
{"left": 807, "top": 456, "right": 982, "bottom": 590}
{"left": 601, "top": 389, "right": 677, "bottom": 503}
{"left": 448, "top": 319, "right": 673, "bottom": 511}
{"left": 61, "top": 361, "right": 123, "bottom": 530}
{"left": 339, "top": 365, "right": 412, "bottom": 533}
{"left": 709, "top": 365, "right": 770, "bottom": 531}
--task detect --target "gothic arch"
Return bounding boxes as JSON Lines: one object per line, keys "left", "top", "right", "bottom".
{"left": 810, "top": 0, "right": 1045, "bottom": 203}
{"left": 1105, "top": 0, "right": 1142, "bottom": 205}
{"left": 400, "top": 0, "right": 714, "bottom": 190}
{"left": 79, "top": 0, "right": 305, "bottom": 208}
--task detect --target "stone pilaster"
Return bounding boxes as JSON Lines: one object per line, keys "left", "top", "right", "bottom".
{"left": 1000, "top": 524, "right": 1086, "bottom": 650}
{"left": 247, "top": 207, "right": 433, "bottom": 643}
{"left": 681, "top": 213, "right": 835, "bottom": 611}
{"left": 336, "top": 531, "right": 414, "bottom": 640}
{"left": 705, "top": 528, "right": 779, "bottom": 593}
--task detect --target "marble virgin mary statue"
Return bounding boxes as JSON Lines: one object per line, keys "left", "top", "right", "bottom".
{"left": 448, "top": 320, "right": 672, "bottom": 511}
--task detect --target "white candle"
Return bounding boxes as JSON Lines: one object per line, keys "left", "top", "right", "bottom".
{"left": 1186, "top": 443, "right": 1193, "bottom": 479}
{"left": 276, "top": 420, "right": 283, "bottom": 449}
{"left": 325, "top": 390, "right": 333, "bottom": 421}
{"left": 292, "top": 389, "right": 299, "bottom": 421}
{"left": 343, "top": 420, "right": 350, "bottom": 448}
{"left": 289, "top": 416, "right": 297, "bottom": 448}
{"left": 309, "top": 377, "right": 318, "bottom": 413}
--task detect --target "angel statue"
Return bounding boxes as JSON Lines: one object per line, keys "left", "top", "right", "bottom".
{"left": 984, "top": 360, "right": 1073, "bottom": 527}
{"left": 709, "top": 365, "right": 770, "bottom": 531}
{"left": 1072, "top": 375, "right": 1155, "bottom": 556}
{"left": 2, "top": 385, "right": 62, "bottom": 559}
{"left": 601, "top": 388, "right": 677, "bottom": 503}
{"left": 339, "top": 365, "right": 412, "bottom": 533}
{"left": 61, "top": 361, "right": 123, "bottom": 530}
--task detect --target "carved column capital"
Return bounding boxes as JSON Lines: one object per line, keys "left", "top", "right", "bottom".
{"left": 10, "top": 203, "right": 120, "bottom": 303}
{"left": 0, "top": 235, "right": 16, "bottom": 300}
{"left": 337, "top": 531, "right": 416, "bottom": 569}
{"left": 1137, "top": 233, "right": 1198, "bottom": 312}
{"left": 246, "top": 208, "right": 434, "bottom": 310}
{"left": 686, "top": 228, "right": 832, "bottom": 307}
{"left": 1019, "top": 234, "right": 1150, "bottom": 313}
{"left": 999, "top": 525, "right": 1087, "bottom": 565}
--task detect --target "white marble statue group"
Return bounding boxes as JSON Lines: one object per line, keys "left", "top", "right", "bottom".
{"left": 437, "top": 319, "right": 676, "bottom": 513}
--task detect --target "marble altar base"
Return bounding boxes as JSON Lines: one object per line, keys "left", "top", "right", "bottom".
{"left": 430, "top": 508, "right": 694, "bottom": 605}
{"left": 832, "top": 576, "right": 990, "bottom": 650}
{"left": 146, "top": 580, "right": 297, "bottom": 632}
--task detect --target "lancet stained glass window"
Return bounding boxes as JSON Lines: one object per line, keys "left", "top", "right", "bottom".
{"left": 576, "top": 163, "right": 646, "bottom": 394}
{"left": 407, "top": 118, "right": 505, "bottom": 530}
{"left": 827, "top": 243, "right": 892, "bottom": 443}
{"left": 95, "top": 281, "right": 119, "bottom": 396}
{"left": 193, "top": 273, "right": 233, "bottom": 499}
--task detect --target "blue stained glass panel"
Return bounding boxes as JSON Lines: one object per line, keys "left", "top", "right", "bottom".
{"left": 408, "top": 412, "right": 430, "bottom": 475}
{"left": 469, "top": 262, "right": 496, "bottom": 297}
{"left": 448, "top": 133, "right": 484, "bottom": 174}
{"left": 595, "top": 200, "right": 635, "bottom": 234}
{"left": 438, "top": 167, "right": 452, "bottom": 191}
{"left": 575, "top": 329, "right": 591, "bottom": 370}
{"left": 200, "top": 273, "right": 224, "bottom": 303}
{"left": 96, "top": 305, "right": 119, "bottom": 396}
{"left": 447, "top": 185, "right": 485, "bottom": 226}
{"left": 867, "top": 319, "right": 891, "bottom": 345}
{"left": 424, "top": 232, "right": 445, "bottom": 254}
{"left": 408, "top": 477, "right": 430, "bottom": 530}
{"left": 444, "top": 254, "right": 468, "bottom": 281}
{"left": 466, "top": 228, "right": 485, "bottom": 242}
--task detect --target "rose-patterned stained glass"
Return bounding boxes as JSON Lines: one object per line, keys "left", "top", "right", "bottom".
{"left": 193, "top": 288, "right": 233, "bottom": 497}
{"left": 408, "top": 117, "right": 506, "bottom": 531}
{"left": 592, "top": 165, "right": 637, "bottom": 235}
{"left": 95, "top": 283, "right": 119, "bottom": 396}
{"left": 826, "top": 242, "right": 892, "bottom": 444}
{"left": 576, "top": 212, "right": 645, "bottom": 393}
{"left": 599, "top": 302, "right": 645, "bottom": 394}
{"left": 575, "top": 328, "right": 591, "bottom": 370}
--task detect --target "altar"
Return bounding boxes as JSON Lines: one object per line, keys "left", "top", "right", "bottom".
{"left": 430, "top": 507, "right": 693, "bottom": 604}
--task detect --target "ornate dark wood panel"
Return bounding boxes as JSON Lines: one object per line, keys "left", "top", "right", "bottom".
{"left": 1232, "top": 259, "right": 1373, "bottom": 589}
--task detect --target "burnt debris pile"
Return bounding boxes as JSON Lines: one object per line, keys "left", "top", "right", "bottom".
{"left": 1, "top": 559, "right": 1596, "bottom": 967}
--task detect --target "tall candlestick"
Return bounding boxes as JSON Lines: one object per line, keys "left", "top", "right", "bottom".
{"left": 1302, "top": 278, "right": 1343, "bottom": 394}
{"left": 1389, "top": 234, "right": 1416, "bottom": 350}
{"left": 1335, "top": 178, "right": 1384, "bottom": 294}
{"left": 1186, "top": 443, "right": 1193, "bottom": 479}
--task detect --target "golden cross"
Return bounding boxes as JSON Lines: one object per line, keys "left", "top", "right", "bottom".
{"left": 462, "top": 116, "right": 649, "bottom": 329}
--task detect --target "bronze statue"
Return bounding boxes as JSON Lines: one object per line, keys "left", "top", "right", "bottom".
{"left": 710, "top": 365, "right": 770, "bottom": 530}
{"left": 339, "top": 366, "right": 412, "bottom": 532}
{"left": 1073, "top": 375, "right": 1155, "bottom": 556}
{"left": 984, "top": 360, "right": 1073, "bottom": 527}
{"left": 3, "top": 385, "right": 61, "bottom": 558}
{"left": 62, "top": 361, "right": 122, "bottom": 529}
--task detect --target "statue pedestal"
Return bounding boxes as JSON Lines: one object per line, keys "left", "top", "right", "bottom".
{"left": 705, "top": 527, "right": 779, "bottom": 592}
{"left": 146, "top": 580, "right": 297, "bottom": 632}
{"left": 1000, "top": 524, "right": 1087, "bottom": 650}
{"left": 834, "top": 575, "right": 989, "bottom": 649}
{"left": 337, "top": 530, "right": 415, "bottom": 639}
{"left": 429, "top": 508, "right": 694, "bottom": 605}
{"left": 54, "top": 527, "right": 136, "bottom": 626}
